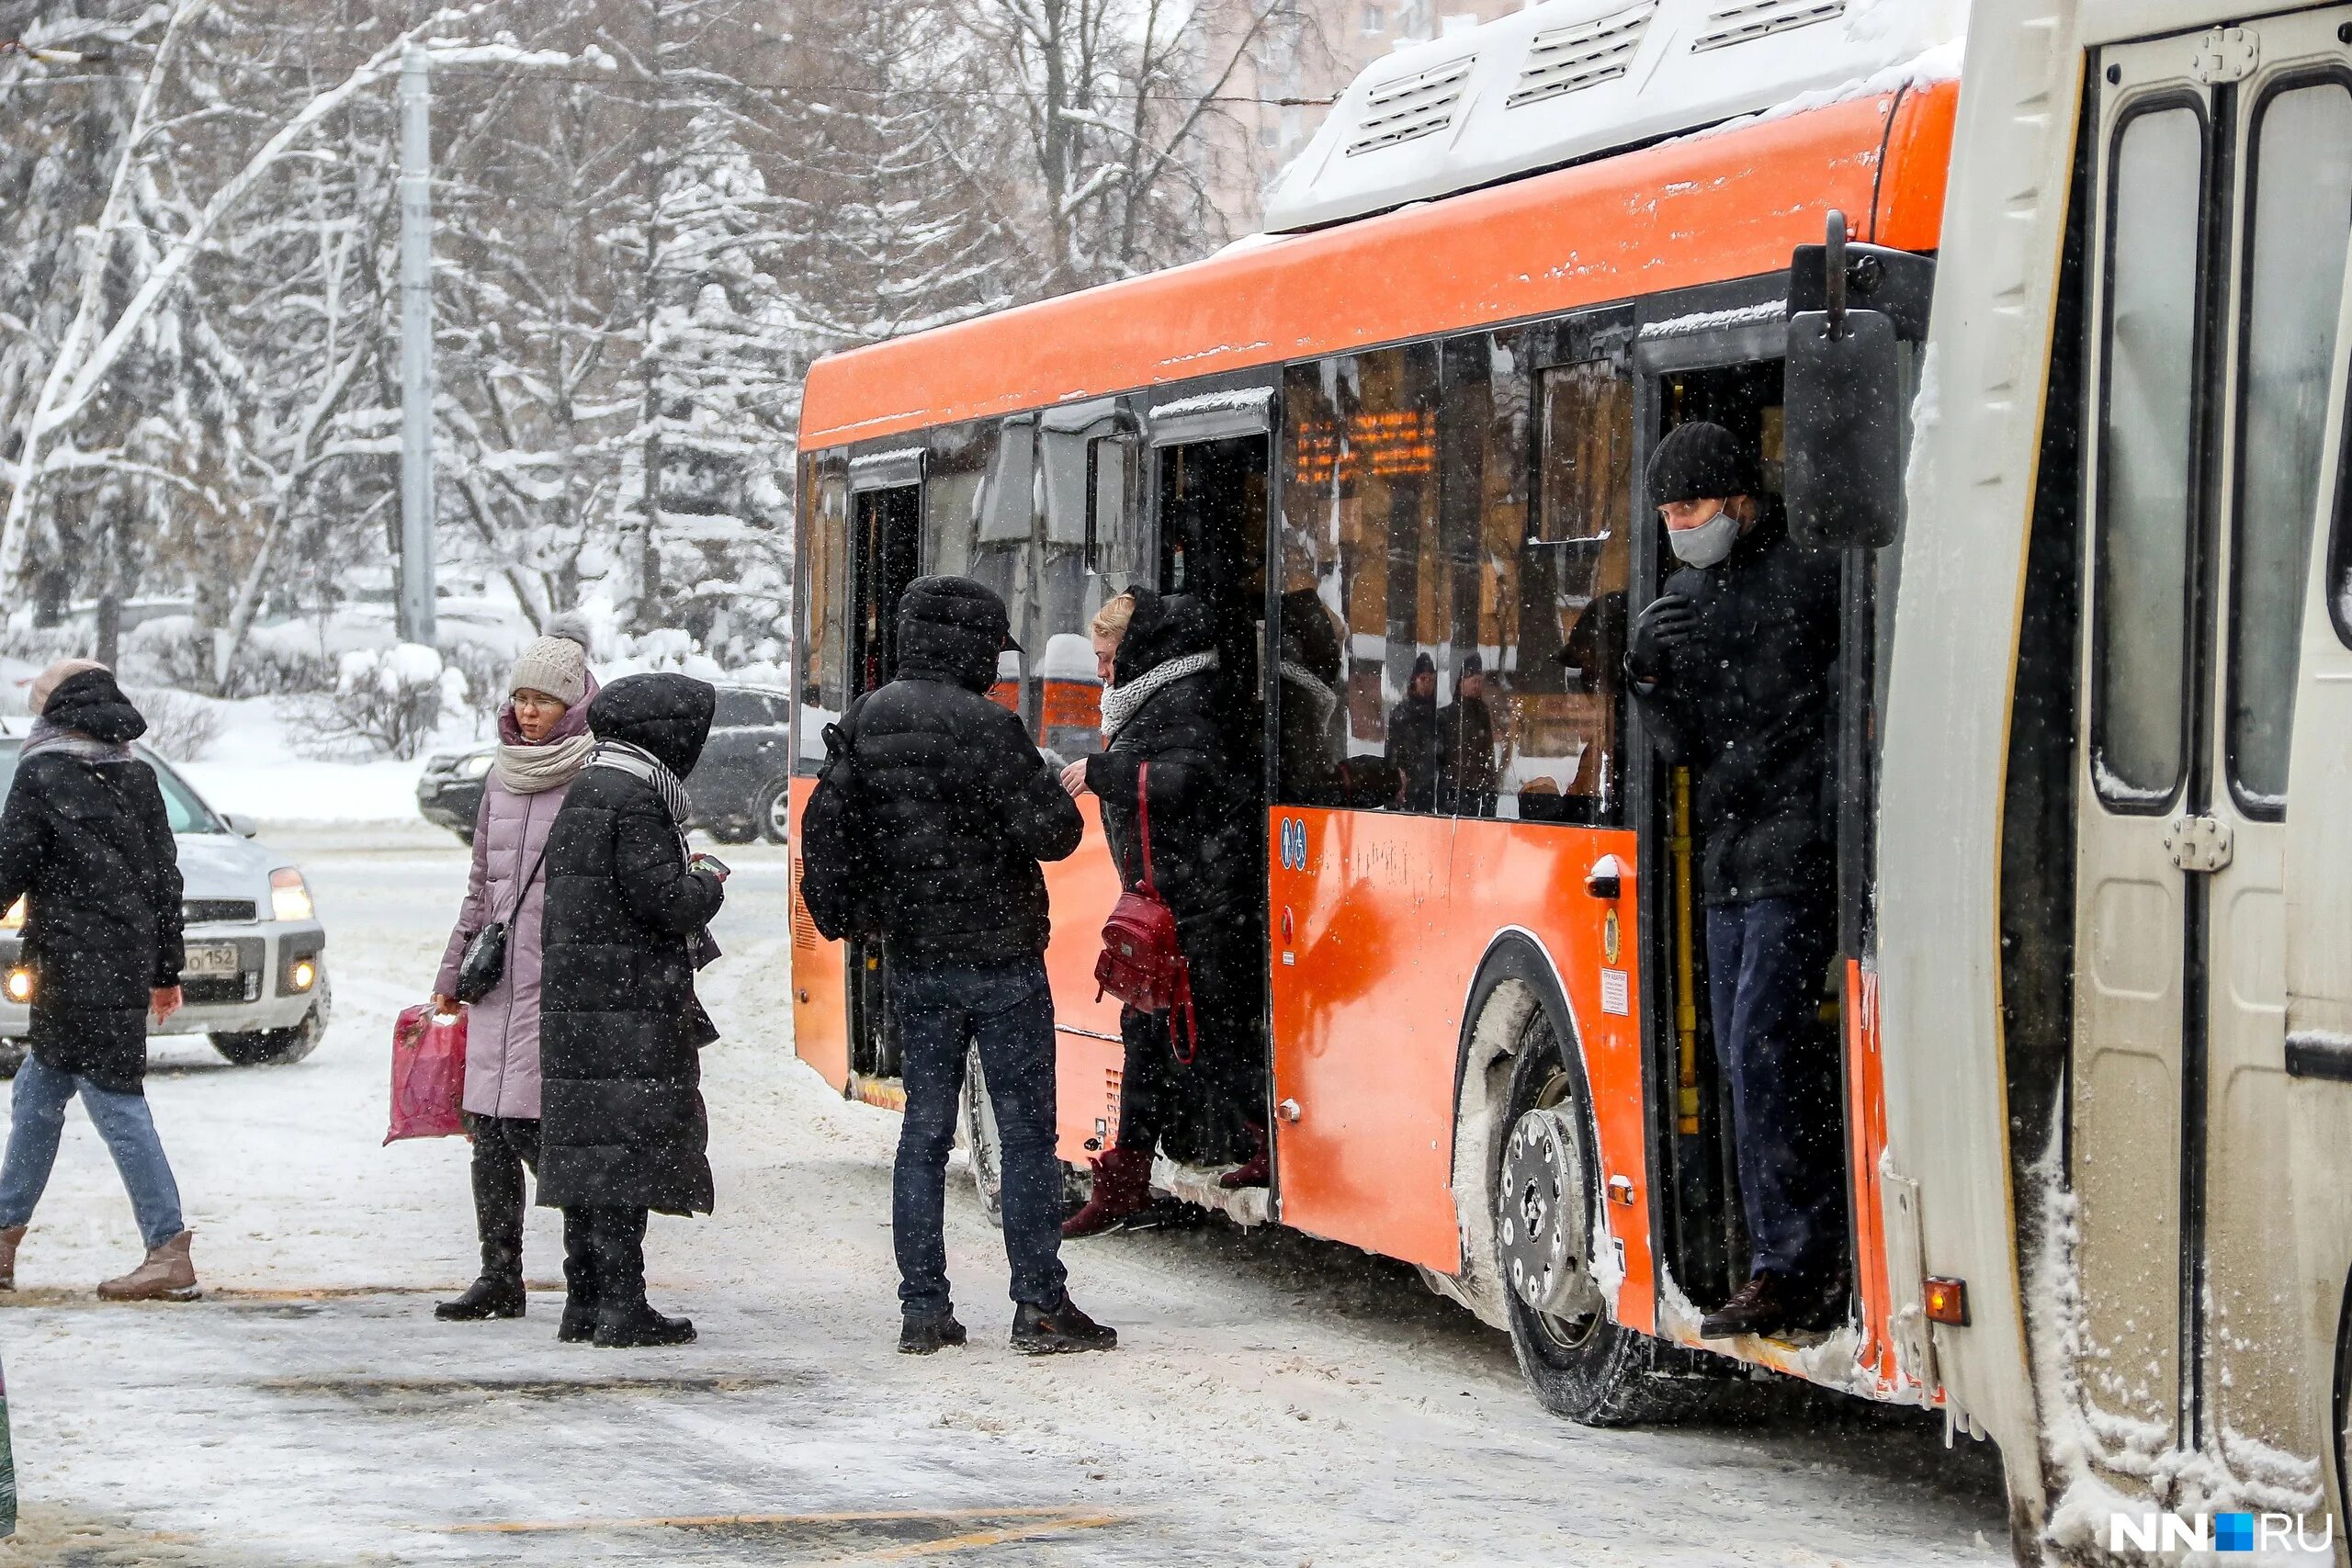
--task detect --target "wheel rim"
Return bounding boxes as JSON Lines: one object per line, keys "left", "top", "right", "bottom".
{"left": 1502, "top": 1066, "right": 1607, "bottom": 1352}
{"left": 765, "top": 784, "right": 791, "bottom": 840}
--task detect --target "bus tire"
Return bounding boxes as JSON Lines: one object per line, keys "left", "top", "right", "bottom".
{"left": 1498, "top": 1013, "right": 1702, "bottom": 1427}
{"left": 956, "top": 1043, "right": 1005, "bottom": 1228}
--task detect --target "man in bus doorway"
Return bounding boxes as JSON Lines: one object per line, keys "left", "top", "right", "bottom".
{"left": 1626, "top": 419, "right": 1847, "bottom": 1341}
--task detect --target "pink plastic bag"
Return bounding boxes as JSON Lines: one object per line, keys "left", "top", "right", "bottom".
{"left": 385, "top": 1003, "right": 468, "bottom": 1145}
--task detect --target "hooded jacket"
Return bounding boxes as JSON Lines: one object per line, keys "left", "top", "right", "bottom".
{"left": 1084, "top": 592, "right": 1253, "bottom": 936}
{"left": 849, "top": 576, "right": 1083, "bottom": 967}
{"left": 0, "top": 671, "right": 182, "bottom": 1089}
{"left": 536, "top": 673, "right": 727, "bottom": 1215}
{"left": 1631, "top": 502, "right": 1839, "bottom": 904}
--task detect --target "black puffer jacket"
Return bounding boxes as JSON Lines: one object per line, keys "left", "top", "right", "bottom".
{"left": 0, "top": 672, "right": 182, "bottom": 1084}
{"left": 1085, "top": 592, "right": 1254, "bottom": 937}
{"left": 1631, "top": 503, "right": 1839, "bottom": 904}
{"left": 852, "top": 577, "right": 1083, "bottom": 967}
{"left": 537, "top": 674, "right": 726, "bottom": 1216}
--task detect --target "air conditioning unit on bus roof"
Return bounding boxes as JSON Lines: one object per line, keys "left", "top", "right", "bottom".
{"left": 1261, "top": 0, "right": 1965, "bottom": 234}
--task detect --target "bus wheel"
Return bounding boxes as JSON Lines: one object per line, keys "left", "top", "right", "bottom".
{"left": 956, "top": 1044, "right": 1005, "bottom": 1228}
{"left": 1498, "top": 1019, "right": 1691, "bottom": 1427}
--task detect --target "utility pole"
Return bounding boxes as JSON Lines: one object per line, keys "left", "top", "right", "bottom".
{"left": 397, "top": 40, "right": 436, "bottom": 649}
{"left": 634, "top": 0, "right": 667, "bottom": 633}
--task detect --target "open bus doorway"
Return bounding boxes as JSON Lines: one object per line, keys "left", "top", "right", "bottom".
{"left": 1118, "top": 426, "right": 1274, "bottom": 1179}
{"left": 846, "top": 478, "right": 922, "bottom": 1084}
{"left": 1641, "top": 357, "right": 1860, "bottom": 1341}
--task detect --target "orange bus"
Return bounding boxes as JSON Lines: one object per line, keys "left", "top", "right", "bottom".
{"left": 793, "top": 16, "right": 1954, "bottom": 1401}
{"left": 791, "top": 2, "right": 2352, "bottom": 1553}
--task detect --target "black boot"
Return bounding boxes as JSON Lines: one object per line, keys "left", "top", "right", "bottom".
{"left": 556, "top": 1206, "right": 598, "bottom": 1343}
{"left": 435, "top": 1276, "right": 524, "bottom": 1321}
{"left": 1011, "top": 1293, "right": 1117, "bottom": 1355}
{"left": 595, "top": 1301, "right": 697, "bottom": 1348}
{"left": 899, "top": 1309, "right": 967, "bottom": 1355}
{"left": 585, "top": 1206, "right": 695, "bottom": 1349}
{"left": 439, "top": 1130, "right": 528, "bottom": 1321}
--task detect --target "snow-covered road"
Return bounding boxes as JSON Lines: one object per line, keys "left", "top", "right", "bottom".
{"left": 0, "top": 827, "right": 2012, "bottom": 1565}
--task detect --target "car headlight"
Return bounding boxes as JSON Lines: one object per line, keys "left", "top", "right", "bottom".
{"left": 269, "top": 867, "right": 314, "bottom": 922}
{"left": 460, "top": 752, "right": 494, "bottom": 780}
{"left": 1, "top": 896, "right": 21, "bottom": 931}
{"left": 4, "top": 968, "right": 28, "bottom": 1003}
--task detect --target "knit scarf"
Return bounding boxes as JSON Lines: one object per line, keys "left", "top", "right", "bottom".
{"left": 1100, "top": 649, "right": 1216, "bottom": 746}
{"left": 1279, "top": 661, "right": 1339, "bottom": 731}
{"left": 588, "top": 739, "right": 690, "bottom": 824}
{"left": 493, "top": 674, "right": 598, "bottom": 795}
{"left": 18, "top": 716, "right": 131, "bottom": 762}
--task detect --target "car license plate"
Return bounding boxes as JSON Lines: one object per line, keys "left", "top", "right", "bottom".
{"left": 184, "top": 943, "right": 241, "bottom": 980}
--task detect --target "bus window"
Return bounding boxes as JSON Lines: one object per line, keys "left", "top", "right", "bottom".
{"left": 922, "top": 419, "right": 997, "bottom": 580}
{"left": 2090, "top": 104, "right": 2204, "bottom": 807}
{"left": 1514, "top": 358, "right": 1634, "bottom": 824}
{"left": 2230, "top": 80, "right": 2352, "bottom": 815}
{"left": 1280, "top": 346, "right": 1443, "bottom": 811}
{"left": 795, "top": 464, "right": 849, "bottom": 773}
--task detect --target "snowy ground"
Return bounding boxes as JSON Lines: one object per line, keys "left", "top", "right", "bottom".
{"left": 0, "top": 823, "right": 2012, "bottom": 1566}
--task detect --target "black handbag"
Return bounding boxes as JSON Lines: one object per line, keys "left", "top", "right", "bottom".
{"left": 454, "top": 836, "right": 551, "bottom": 1004}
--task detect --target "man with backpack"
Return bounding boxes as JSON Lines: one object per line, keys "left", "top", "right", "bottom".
{"left": 799, "top": 576, "right": 1114, "bottom": 1356}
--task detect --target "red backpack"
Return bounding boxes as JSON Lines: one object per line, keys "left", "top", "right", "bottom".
{"left": 1093, "top": 761, "right": 1196, "bottom": 1061}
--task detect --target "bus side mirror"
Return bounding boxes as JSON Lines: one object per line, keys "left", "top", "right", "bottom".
{"left": 1784, "top": 212, "right": 1906, "bottom": 551}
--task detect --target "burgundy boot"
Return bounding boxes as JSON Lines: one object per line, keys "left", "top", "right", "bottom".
{"left": 1062, "top": 1145, "right": 1154, "bottom": 1238}
{"left": 1218, "top": 1123, "right": 1270, "bottom": 1190}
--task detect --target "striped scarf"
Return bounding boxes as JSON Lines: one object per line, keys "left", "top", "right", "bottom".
{"left": 19, "top": 716, "right": 131, "bottom": 762}
{"left": 587, "top": 739, "right": 690, "bottom": 824}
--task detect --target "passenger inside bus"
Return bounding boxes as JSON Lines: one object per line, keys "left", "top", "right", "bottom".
{"left": 1437, "top": 653, "right": 1498, "bottom": 817}
{"left": 1386, "top": 655, "right": 1443, "bottom": 811}
{"left": 1628, "top": 419, "right": 1848, "bottom": 1343}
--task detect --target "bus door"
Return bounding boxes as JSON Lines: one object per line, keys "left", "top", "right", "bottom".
{"left": 843, "top": 448, "right": 925, "bottom": 1080}
{"left": 2283, "top": 191, "right": 2352, "bottom": 1540}
{"left": 1267, "top": 347, "right": 1463, "bottom": 1267}
{"left": 1628, "top": 329, "right": 1804, "bottom": 1320}
{"left": 2073, "top": 14, "right": 2352, "bottom": 1480}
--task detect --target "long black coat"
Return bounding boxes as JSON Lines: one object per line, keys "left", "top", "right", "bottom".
{"left": 1631, "top": 503, "right": 1839, "bottom": 904}
{"left": 0, "top": 672, "right": 183, "bottom": 1093}
{"left": 850, "top": 576, "right": 1083, "bottom": 968}
{"left": 1085, "top": 592, "right": 1254, "bottom": 940}
{"left": 537, "top": 674, "right": 726, "bottom": 1216}
{"left": 1386, "top": 694, "right": 1442, "bottom": 812}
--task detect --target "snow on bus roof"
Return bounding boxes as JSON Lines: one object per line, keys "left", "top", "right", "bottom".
{"left": 1263, "top": 0, "right": 1965, "bottom": 233}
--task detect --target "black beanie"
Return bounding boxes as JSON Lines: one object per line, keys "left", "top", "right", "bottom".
{"left": 1647, "top": 421, "right": 1757, "bottom": 507}
{"left": 1412, "top": 651, "right": 1436, "bottom": 678}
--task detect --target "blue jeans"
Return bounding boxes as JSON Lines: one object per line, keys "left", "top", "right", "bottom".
{"left": 888, "top": 956, "right": 1067, "bottom": 1316}
{"left": 0, "top": 1054, "right": 185, "bottom": 1249}
{"left": 1703, "top": 897, "right": 1847, "bottom": 1283}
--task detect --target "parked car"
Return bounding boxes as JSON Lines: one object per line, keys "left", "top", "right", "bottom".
{"left": 418, "top": 681, "right": 794, "bottom": 845}
{"left": 0, "top": 738, "right": 331, "bottom": 1072}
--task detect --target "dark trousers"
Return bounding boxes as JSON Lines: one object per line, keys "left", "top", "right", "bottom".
{"left": 560, "top": 1204, "right": 648, "bottom": 1318}
{"left": 1703, "top": 897, "right": 1848, "bottom": 1283}
{"left": 1115, "top": 920, "right": 1264, "bottom": 1167}
{"left": 464, "top": 1113, "right": 539, "bottom": 1285}
{"left": 888, "top": 955, "right": 1066, "bottom": 1317}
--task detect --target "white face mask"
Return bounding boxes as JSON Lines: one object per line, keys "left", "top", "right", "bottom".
{"left": 1666, "top": 502, "right": 1740, "bottom": 569}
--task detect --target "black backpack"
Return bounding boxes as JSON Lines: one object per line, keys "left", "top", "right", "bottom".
{"left": 796, "top": 695, "right": 874, "bottom": 942}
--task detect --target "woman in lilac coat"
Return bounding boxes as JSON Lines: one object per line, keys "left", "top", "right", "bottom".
{"left": 429, "top": 631, "right": 596, "bottom": 1322}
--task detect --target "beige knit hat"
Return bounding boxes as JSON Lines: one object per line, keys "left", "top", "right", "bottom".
{"left": 506, "top": 636, "right": 589, "bottom": 707}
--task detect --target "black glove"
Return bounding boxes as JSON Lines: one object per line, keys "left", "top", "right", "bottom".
{"left": 1627, "top": 594, "right": 1698, "bottom": 683}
